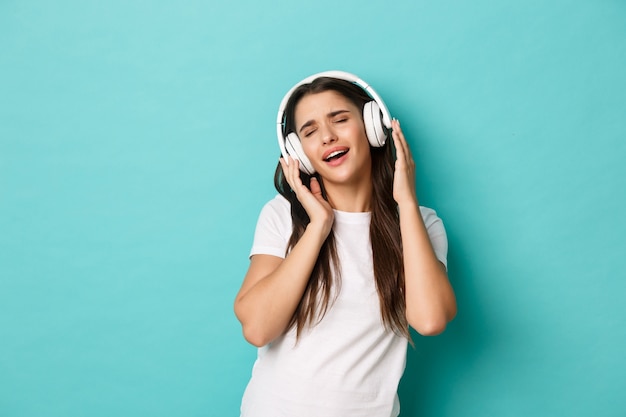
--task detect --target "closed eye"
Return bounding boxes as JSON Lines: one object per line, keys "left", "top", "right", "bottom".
{"left": 330, "top": 110, "right": 351, "bottom": 124}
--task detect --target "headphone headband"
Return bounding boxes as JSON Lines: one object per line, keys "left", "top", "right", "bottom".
{"left": 276, "top": 71, "right": 392, "bottom": 163}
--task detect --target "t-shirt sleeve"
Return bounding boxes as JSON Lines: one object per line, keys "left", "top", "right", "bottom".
{"left": 419, "top": 206, "right": 449, "bottom": 270}
{"left": 249, "top": 195, "right": 293, "bottom": 259}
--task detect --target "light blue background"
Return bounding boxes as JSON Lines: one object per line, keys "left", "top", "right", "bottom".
{"left": 1, "top": 1, "right": 625, "bottom": 416}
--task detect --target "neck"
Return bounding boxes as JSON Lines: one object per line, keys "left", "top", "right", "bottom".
{"left": 323, "top": 175, "right": 373, "bottom": 212}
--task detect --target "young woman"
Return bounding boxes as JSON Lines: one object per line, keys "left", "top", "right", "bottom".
{"left": 234, "top": 71, "right": 456, "bottom": 417}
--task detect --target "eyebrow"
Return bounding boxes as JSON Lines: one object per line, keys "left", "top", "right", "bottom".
{"left": 298, "top": 110, "right": 350, "bottom": 134}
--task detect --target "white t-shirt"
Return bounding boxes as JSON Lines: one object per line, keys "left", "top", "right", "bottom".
{"left": 240, "top": 194, "right": 448, "bottom": 417}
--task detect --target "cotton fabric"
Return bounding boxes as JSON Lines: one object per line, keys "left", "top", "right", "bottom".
{"left": 240, "top": 194, "right": 447, "bottom": 417}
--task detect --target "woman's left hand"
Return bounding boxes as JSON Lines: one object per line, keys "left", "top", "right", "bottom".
{"left": 391, "top": 118, "right": 419, "bottom": 206}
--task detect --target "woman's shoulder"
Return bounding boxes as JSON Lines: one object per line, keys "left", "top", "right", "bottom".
{"left": 262, "top": 193, "right": 291, "bottom": 213}
{"left": 418, "top": 205, "right": 444, "bottom": 228}
{"left": 250, "top": 194, "right": 292, "bottom": 257}
{"left": 418, "top": 205, "right": 438, "bottom": 218}
{"left": 255, "top": 194, "right": 292, "bottom": 227}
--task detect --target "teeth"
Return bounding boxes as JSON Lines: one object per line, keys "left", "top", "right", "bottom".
{"left": 325, "top": 150, "right": 346, "bottom": 161}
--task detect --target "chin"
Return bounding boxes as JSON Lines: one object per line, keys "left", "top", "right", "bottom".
{"left": 323, "top": 171, "right": 365, "bottom": 186}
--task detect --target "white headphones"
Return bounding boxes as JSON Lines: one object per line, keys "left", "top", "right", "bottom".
{"left": 276, "top": 70, "right": 393, "bottom": 175}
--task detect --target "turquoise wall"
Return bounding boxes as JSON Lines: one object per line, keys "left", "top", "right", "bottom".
{"left": 1, "top": 1, "right": 625, "bottom": 416}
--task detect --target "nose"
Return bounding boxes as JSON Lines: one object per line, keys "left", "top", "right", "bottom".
{"left": 321, "top": 123, "right": 337, "bottom": 145}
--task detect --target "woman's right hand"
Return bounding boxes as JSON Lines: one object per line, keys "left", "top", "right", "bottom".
{"left": 280, "top": 157, "right": 334, "bottom": 237}
{"left": 235, "top": 161, "right": 334, "bottom": 346}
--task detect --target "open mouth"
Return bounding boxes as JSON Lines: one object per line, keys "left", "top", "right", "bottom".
{"left": 323, "top": 149, "right": 349, "bottom": 162}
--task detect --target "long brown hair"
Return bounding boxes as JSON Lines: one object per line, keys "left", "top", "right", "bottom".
{"left": 274, "top": 76, "right": 408, "bottom": 340}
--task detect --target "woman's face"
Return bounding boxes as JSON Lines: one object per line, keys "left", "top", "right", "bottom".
{"left": 294, "top": 90, "right": 372, "bottom": 186}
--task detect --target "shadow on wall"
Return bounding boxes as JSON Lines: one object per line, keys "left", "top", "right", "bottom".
{"left": 397, "top": 230, "right": 495, "bottom": 416}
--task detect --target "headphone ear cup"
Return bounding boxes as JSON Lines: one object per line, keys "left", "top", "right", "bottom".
{"left": 363, "top": 101, "right": 387, "bottom": 147}
{"left": 285, "top": 132, "right": 316, "bottom": 175}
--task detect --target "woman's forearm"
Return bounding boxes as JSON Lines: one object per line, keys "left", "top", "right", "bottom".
{"left": 234, "top": 222, "right": 329, "bottom": 346}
